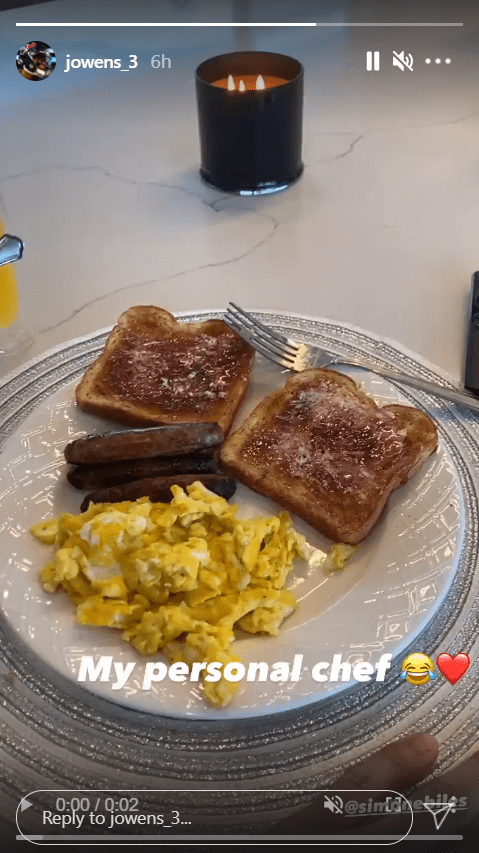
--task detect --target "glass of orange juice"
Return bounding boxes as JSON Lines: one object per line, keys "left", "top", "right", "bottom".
{"left": 0, "top": 214, "right": 31, "bottom": 359}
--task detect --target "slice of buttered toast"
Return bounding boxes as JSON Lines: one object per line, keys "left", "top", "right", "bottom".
{"left": 220, "top": 369, "right": 438, "bottom": 543}
{"left": 75, "top": 306, "right": 255, "bottom": 433}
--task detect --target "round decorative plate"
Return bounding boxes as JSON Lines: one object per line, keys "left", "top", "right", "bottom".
{"left": 1, "top": 312, "right": 479, "bottom": 821}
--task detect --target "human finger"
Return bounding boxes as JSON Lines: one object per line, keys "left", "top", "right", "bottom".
{"left": 334, "top": 732, "right": 439, "bottom": 793}
{"left": 275, "top": 733, "right": 438, "bottom": 833}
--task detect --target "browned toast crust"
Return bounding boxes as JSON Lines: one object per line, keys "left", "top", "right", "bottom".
{"left": 220, "top": 369, "right": 438, "bottom": 544}
{"left": 75, "top": 307, "right": 255, "bottom": 433}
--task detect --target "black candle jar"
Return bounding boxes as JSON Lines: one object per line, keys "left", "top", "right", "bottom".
{"left": 195, "top": 51, "right": 304, "bottom": 194}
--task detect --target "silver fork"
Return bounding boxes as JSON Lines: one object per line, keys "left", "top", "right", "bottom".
{"left": 224, "top": 302, "right": 479, "bottom": 414}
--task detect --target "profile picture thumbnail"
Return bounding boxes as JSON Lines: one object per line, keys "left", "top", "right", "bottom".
{"left": 16, "top": 41, "right": 56, "bottom": 81}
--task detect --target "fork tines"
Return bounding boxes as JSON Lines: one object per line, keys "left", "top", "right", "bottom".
{"left": 224, "top": 303, "right": 298, "bottom": 370}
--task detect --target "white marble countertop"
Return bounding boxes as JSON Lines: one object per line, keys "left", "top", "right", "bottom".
{"left": 1, "top": 2, "right": 479, "bottom": 841}
{"left": 1, "top": 0, "right": 478, "bottom": 382}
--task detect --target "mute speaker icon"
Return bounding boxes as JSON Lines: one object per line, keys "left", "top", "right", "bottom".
{"left": 393, "top": 51, "right": 414, "bottom": 70}
{"left": 323, "top": 795, "right": 344, "bottom": 814}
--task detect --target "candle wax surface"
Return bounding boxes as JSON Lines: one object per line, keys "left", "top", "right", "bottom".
{"left": 212, "top": 74, "right": 288, "bottom": 90}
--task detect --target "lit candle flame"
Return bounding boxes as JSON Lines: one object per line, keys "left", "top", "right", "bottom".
{"left": 256, "top": 74, "right": 265, "bottom": 90}
{"left": 227, "top": 74, "right": 235, "bottom": 91}
{"left": 239, "top": 79, "right": 246, "bottom": 92}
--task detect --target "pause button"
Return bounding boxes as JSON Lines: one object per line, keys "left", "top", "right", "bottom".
{"left": 366, "top": 51, "right": 380, "bottom": 71}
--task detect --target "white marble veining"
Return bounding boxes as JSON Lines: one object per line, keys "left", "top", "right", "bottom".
{"left": 1, "top": 0, "right": 478, "bottom": 381}
{"left": 1, "top": 3, "right": 479, "bottom": 841}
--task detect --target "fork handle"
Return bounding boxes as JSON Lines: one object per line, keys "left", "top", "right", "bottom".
{"left": 338, "top": 359, "right": 479, "bottom": 415}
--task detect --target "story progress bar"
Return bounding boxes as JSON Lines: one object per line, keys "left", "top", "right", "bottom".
{"left": 16, "top": 833, "right": 464, "bottom": 841}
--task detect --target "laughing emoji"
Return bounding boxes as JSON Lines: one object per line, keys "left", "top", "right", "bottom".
{"left": 401, "top": 653, "right": 436, "bottom": 684}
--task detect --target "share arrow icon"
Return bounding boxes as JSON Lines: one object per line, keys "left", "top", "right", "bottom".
{"left": 423, "top": 799, "right": 457, "bottom": 830}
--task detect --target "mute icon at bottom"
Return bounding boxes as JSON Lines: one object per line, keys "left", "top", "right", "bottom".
{"left": 366, "top": 51, "right": 380, "bottom": 71}
{"left": 324, "top": 795, "right": 344, "bottom": 814}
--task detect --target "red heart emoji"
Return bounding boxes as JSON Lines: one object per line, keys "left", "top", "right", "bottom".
{"left": 436, "top": 653, "right": 470, "bottom": 685}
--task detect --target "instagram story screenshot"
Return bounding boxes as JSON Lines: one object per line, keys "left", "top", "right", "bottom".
{"left": 0, "top": 0, "right": 479, "bottom": 848}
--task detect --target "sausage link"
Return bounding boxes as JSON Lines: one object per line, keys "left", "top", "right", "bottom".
{"left": 65, "top": 423, "right": 223, "bottom": 464}
{"left": 67, "top": 449, "right": 220, "bottom": 490}
{"left": 80, "top": 474, "right": 236, "bottom": 512}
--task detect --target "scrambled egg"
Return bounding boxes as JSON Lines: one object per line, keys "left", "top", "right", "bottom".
{"left": 322, "top": 543, "right": 357, "bottom": 572}
{"left": 30, "top": 482, "right": 309, "bottom": 707}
